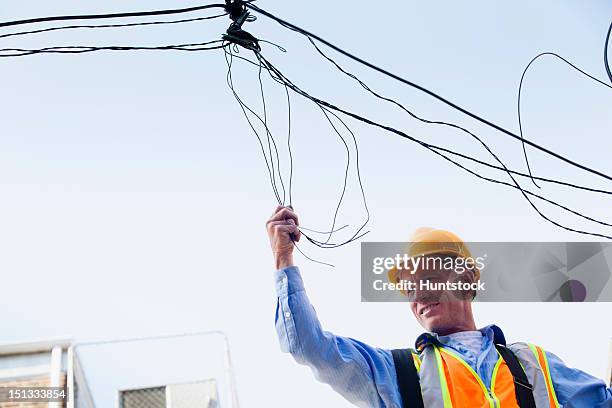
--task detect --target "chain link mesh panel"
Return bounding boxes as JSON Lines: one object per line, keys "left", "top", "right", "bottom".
{"left": 119, "top": 387, "right": 166, "bottom": 408}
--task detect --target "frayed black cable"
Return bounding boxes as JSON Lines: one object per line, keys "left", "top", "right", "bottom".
{"left": 0, "top": 13, "right": 228, "bottom": 40}
{"left": 517, "top": 51, "right": 612, "bottom": 188}
{"left": 257, "top": 56, "right": 286, "bottom": 204}
{"left": 224, "top": 46, "right": 282, "bottom": 204}
{"left": 605, "top": 19, "right": 612, "bottom": 84}
{"left": 0, "top": 40, "right": 226, "bottom": 57}
{"left": 257, "top": 52, "right": 612, "bottom": 240}
{"left": 246, "top": 3, "right": 612, "bottom": 184}
{"left": 0, "top": 3, "right": 227, "bottom": 28}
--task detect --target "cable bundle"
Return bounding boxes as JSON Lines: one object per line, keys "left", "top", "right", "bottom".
{"left": 1, "top": 2, "right": 611, "bottom": 265}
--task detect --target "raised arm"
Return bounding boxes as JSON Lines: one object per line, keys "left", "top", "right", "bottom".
{"left": 545, "top": 349, "right": 612, "bottom": 408}
{"left": 266, "top": 206, "right": 401, "bottom": 408}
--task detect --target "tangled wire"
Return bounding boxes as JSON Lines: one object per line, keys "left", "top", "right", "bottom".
{"left": 1, "top": 1, "right": 611, "bottom": 265}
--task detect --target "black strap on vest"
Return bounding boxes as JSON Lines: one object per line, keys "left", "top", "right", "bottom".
{"left": 391, "top": 346, "right": 536, "bottom": 408}
{"left": 391, "top": 349, "right": 424, "bottom": 408}
{"left": 495, "top": 344, "right": 537, "bottom": 408}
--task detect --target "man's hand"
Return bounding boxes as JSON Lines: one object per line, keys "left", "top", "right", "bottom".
{"left": 267, "top": 205, "right": 301, "bottom": 270}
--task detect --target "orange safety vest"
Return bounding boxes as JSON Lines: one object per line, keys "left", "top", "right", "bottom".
{"left": 411, "top": 342, "right": 560, "bottom": 408}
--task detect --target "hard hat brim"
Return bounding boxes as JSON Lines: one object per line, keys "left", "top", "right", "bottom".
{"left": 387, "top": 250, "right": 481, "bottom": 293}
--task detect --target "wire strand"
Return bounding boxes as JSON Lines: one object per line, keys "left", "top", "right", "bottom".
{"left": 256, "top": 52, "right": 612, "bottom": 240}
{"left": 257, "top": 55, "right": 286, "bottom": 204}
{"left": 246, "top": 3, "right": 612, "bottom": 184}
{"left": 254, "top": 52, "right": 371, "bottom": 248}
{"left": 0, "top": 40, "right": 226, "bottom": 57}
{"left": 231, "top": 50, "right": 371, "bottom": 248}
{"left": 605, "top": 18, "right": 612, "bottom": 84}
{"left": 265, "top": 37, "right": 612, "bottom": 196}
{"left": 296, "top": 38, "right": 612, "bottom": 231}
{"left": 517, "top": 51, "right": 612, "bottom": 188}
{"left": 285, "top": 82, "right": 294, "bottom": 206}
{"left": 224, "top": 46, "right": 282, "bottom": 205}
{"left": 0, "top": 3, "right": 227, "bottom": 28}
{"left": 0, "top": 13, "right": 227, "bottom": 40}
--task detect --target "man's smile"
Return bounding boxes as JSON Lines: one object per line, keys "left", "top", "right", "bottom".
{"left": 418, "top": 302, "right": 440, "bottom": 317}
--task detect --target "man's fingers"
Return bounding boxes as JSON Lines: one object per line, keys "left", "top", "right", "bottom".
{"left": 267, "top": 220, "right": 287, "bottom": 230}
{"left": 270, "top": 205, "right": 284, "bottom": 217}
{"left": 286, "top": 219, "right": 301, "bottom": 242}
{"left": 267, "top": 220, "right": 298, "bottom": 231}
{"left": 267, "top": 206, "right": 299, "bottom": 225}
{"left": 268, "top": 220, "right": 298, "bottom": 235}
{"left": 270, "top": 223, "right": 299, "bottom": 238}
{"left": 267, "top": 206, "right": 300, "bottom": 242}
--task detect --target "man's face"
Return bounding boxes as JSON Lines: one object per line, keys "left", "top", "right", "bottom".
{"left": 400, "top": 254, "right": 475, "bottom": 335}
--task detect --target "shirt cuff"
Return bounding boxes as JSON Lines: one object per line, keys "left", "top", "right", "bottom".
{"left": 274, "top": 265, "right": 305, "bottom": 296}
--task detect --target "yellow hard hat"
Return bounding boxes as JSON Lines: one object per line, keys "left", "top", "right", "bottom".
{"left": 387, "top": 227, "right": 480, "bottom": 287}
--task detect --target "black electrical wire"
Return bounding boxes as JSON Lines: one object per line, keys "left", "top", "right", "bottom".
{"left": 0, "top": 4, "right": 227, "bottom": 29}
{"left": 230, "top": 48, "right": 371, "bottom": 248}
{"left": 425, "top": 142, "right": 612, "bottom": 235}
{"left": 304, "top": 35, "right": 539, "bottom": 203}
{"left": 226, "top": 44, "right": 288, "bottom": 206}
{"left": 312, "top": 104, "right": 370, "bottom": 246}
{"left": 314, "top": 102, "right": 352, "bottom": 244}
{"left": 0, "top": 2, "right": 356, "bottom": 258}
{"left": 253, "top": 59, "right": 371, "bottom": 248}
{"left": 246, "top": 3, "right": 612, "bottom": 185}
{"left": 311, "top": 105, "right": 371, "bottom": 246}
{"left": 305, "top": 36, "right": 612, "bottom": 197}
{"left": 226, "top": 46, "right": 354, "bottom": 261}
{"left": 292, "top": 239, "right": 335, "bottom": 268}
{"left": 279, "top": 86, "right": 370, "bottom": 247}
{"left": 280, "top": 26, "right": 612, "bottom": 241}
{"left": 605, "top": 18, "right": 612, "bottom": 84}
{"left": 224, "top": 46, "right": 283, "bottom": 205}
{"left": 255, "top": 52, "right": 612, "bottom": 240}
{"left": 226, "top": 43, "right": 371, "bottom": 248}
{"left": 427, "top": 144, "right": 612, "bottom": 195}
{"left": 284, "top": 82, "right": 294, "bottom": 207}
{"left": 517, "top": 51, "right": 612, "bottom": 188}
{"left": 0, "top": 41, "right": 226, "bottom": 57}
{"left": 299, "top": 37, "right": 612, "bottom": 230}
{"left": 0, "top": 13, "right": 228, "bottom": 40}
{"left": 257, "top": 57, "right": 283, "bottom": 204}
{"left": 252, "top": 51, "right": 371, "bottom": 248}
{"left": 257, "top": 55, "right": 287, "bottom": 204}
{"left": 3, "top": 2, "right": 608, "bottom": 242}
{"left": 299, "top": 224, "right": 349, "bottom": 234}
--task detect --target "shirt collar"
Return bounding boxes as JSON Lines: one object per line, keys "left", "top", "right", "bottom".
{"left": 415, "top": 324, "right": 506, "bottom": 352}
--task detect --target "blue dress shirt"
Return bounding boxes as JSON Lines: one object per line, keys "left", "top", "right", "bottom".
{"left": 275, "top": 266, "right": 612, "bottom": 408}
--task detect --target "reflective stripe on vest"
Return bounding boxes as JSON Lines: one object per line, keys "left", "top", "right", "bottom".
{"left": 524, "top": 343, "right": 561, "bottom": 408}
{"left": 412, "top": 352, "right": 422, "bottom": 373}
{"left": 414, "top": 342, "right": 558, "bottom": 408}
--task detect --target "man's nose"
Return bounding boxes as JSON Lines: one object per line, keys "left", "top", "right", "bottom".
{"left": 413, "top": 284, "right": 441, "bottom": 303}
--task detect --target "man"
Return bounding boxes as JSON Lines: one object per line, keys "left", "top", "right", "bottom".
{"left": 267, "top": 205, "right": 612, "bottom": 408}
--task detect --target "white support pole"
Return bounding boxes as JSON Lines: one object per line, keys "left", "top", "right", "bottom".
{"left": 67, "top": 347, "right": 75, "bottom": 408}
{"left": 223, "top": 335, "right": 239, "bottom": 408}
{"left": 49, "top": 346, "right": 62, "bottom": 408}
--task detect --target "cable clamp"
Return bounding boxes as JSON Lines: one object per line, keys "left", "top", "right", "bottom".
{"left": 223, "top": 1, "right": 260, "bottom": 52}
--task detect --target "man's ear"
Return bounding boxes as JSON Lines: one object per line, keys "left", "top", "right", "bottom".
{"left": 469, "top": 267, "right": 478, "bottom": 300}
{"left": 454, "top": 267, "right": 478, "bottom": 300}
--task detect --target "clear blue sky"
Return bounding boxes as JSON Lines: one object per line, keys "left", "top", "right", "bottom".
{"left": 0, "top": 0, "right": 611, "bottom": 406}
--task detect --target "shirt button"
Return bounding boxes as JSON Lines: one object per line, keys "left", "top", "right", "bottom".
{"left": 284, "top": 312, "right": 291, "bottom": 318}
